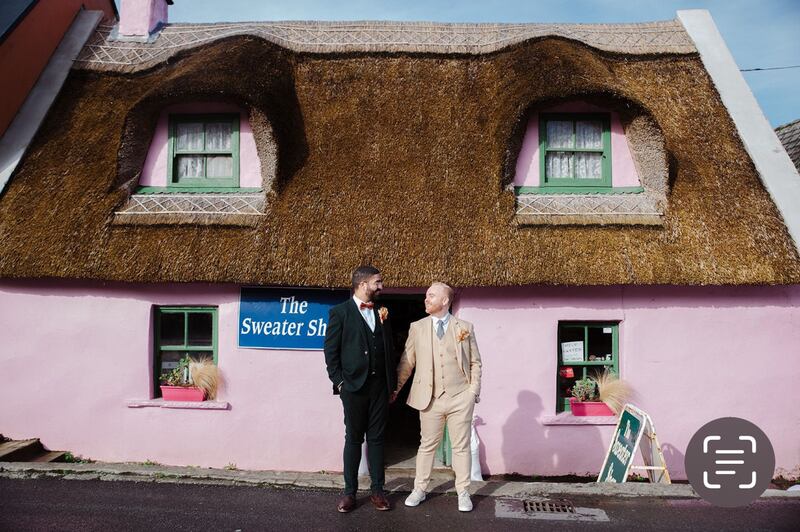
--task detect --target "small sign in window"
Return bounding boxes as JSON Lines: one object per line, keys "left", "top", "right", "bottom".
{"left": 561, "top": 341, "right": 584, "bottom": 362}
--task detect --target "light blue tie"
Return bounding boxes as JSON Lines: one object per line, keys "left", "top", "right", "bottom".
{"left": 436, "top": 320, "right": 445, "bottom": 340}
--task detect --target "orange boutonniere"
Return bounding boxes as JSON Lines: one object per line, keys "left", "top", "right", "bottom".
{"left": 378, "top": 307, "right": 389, "bottom": 323}
{"left": 457, "top": 329, "right": 470, "bottom": 343}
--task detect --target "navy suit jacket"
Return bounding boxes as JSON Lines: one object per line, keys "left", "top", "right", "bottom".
{"left": 324, "top": 298, "right": 396, "bottom": 394}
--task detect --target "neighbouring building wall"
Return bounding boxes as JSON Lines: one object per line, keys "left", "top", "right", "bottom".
{"left": 1, "top": 281, "right": 798, "bottom": 480}
{"left": 0, "top": 0, "right": 116, "bottom": 137}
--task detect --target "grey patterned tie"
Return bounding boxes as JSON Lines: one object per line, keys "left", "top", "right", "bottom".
{"left": 436, "top": 320, "right": 445, "bottom": 340}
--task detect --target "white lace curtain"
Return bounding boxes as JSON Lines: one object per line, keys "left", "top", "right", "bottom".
{"left": 175, "top": 122, "right": 233, "bottom": 179}
{"left": 545, "top": 119, "right": 603, "bottom": 180}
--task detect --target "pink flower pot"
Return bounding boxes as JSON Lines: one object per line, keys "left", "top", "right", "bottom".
{"left": 569, "top": 397, "right": 614, "bottom": 416}
{"left": 160, "top": 386, "right": 205, "bottom": 402}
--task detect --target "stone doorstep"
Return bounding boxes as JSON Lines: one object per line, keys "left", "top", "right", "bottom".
{"left": 0, "top": 461, "right": 797, "bottom": 500}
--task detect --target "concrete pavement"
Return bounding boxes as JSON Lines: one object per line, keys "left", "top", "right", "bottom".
{"left": 1, "top": 461, "right": 797, "bottom": 501}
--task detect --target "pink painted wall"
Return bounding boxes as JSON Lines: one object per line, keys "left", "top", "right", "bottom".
{"left": 139, "top": 103, "right": 262, "bottom": 188}
{"left": 119, "top": 0, "right": 168, "bottom": 37}
{"left": 514, "top": 101, "right": 641, "bottom": 188}
{"left": 456, "top": 286, "right": 800, "bottom": 479}
{"left": 1, "top": 281, "right": 798, "bottom": 480}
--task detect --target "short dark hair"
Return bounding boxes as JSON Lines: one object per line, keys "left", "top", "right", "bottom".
{"left": 351, "top": 265, "right": 381, "bottom": 289}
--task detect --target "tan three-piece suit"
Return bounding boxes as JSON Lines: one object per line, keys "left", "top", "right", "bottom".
{"left": 396, "top": 315, "right": 482, "bottom": 493}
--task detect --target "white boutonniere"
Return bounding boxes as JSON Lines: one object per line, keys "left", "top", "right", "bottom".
{"left": 457, "top": 329, "right": 470, "bottom": 343}
{"left": 378, "top": 307, "right": 389, "bottom": 323}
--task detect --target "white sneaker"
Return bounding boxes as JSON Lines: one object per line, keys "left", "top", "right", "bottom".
{"left": 404, "top": 488, "right": 426, "bottom": 507}
{"left": 458, "top": 491, "right": 473, "bottom": 512}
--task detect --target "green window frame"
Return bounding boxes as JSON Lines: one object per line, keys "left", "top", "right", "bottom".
{"left": 538, "top": 113, "right": 612, "bottom": 192}
{"left": 154, "top": 306, "right": 218, "bottom": 398}
{"left": 167, "top": 114, "right": 240, "bottom": 189}
{"left": 556, "top": 321, "right": 619, "bottom": 413}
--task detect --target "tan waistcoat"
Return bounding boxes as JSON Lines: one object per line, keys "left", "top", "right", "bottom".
{"left": 432, "top": 324, "right": 469, "bottom": 398}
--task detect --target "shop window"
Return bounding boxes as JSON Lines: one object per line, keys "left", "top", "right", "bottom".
{"left": 167, "top": 114, "right": 240, "bottom": 189}
{"left": 154, "top": 306, "right": 218, "bottom": 397}
{"left": 539, "top": 113, "right": 611, "bottom": 191}
{"left": 556, "top": 321, "right": 619, "bottom": 413}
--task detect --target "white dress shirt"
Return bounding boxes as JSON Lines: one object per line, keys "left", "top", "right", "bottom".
{"left": 353, "top": 295, "right": 376, "bottom": 332}
{"left": 431, "top": 312, "right": 452, "bottom": 336}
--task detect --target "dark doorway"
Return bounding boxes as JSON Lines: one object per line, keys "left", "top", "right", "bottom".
{"left": 378, "top": 293, "right": 427, "bottom": 468}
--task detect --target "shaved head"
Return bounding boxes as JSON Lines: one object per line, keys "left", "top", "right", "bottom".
{"left": 431, "top": 282, "right": 454, "bottom": 303}
{"left": 424, "top": 282, "right": 454, "bottom": 317}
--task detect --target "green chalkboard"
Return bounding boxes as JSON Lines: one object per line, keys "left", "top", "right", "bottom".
{"left": 598, "top": 406, "right": 644, "bottom": 483}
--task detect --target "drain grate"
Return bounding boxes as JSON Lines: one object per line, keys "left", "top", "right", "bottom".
{"left": 496, "top": 498, "right": 608, "bottom": 522}
{"left": 523, "top": 499, "right": 576, "bottom": 514}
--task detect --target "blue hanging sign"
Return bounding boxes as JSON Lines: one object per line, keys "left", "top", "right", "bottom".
{"left": 238, "top": 287, "right": 350, "bottom": 350}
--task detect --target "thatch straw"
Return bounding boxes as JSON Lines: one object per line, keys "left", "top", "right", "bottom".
{"left": 1, "top": 36, "right": 798, "bottom": 286}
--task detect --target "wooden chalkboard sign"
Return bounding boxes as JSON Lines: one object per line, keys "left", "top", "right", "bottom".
{"left": 597, "top": 404, "right": 671, "bottom": 484}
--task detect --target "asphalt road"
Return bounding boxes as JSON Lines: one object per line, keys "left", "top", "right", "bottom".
{"left": 1, "top": 478, "right": 798, "bottom": 531}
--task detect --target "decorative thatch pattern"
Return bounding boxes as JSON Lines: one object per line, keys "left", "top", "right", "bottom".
{"left": 515, "top": 194, "right": 663, "bottom": 226}
{"left": 116, "top": 193, "right": 265, "bottom": 215}
{"left": 75, "top": 19, "right": 696, "bottom": 72}
{"left": 112, "top": 193, "right": 264, "bottom": 226}
{"left": 1, "top": 35, "right": 799, "bottom": 287}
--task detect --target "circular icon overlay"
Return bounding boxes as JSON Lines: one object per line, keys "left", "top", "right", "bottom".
{"left": 685, "top": 417, "right": 775, "bottom": 507}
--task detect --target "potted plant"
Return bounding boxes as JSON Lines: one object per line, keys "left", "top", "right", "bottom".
{"left": 569, "top": 371, "right": 631, "bottom": 416}
{"left": 160, "top": 355, "right": 220, "bottom": 402}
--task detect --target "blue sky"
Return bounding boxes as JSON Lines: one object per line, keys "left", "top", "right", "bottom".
{"left": 134, "top": 0, "right": 799, "bottom": 127}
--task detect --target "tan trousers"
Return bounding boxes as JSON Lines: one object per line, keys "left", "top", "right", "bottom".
{"left": 415, "top": 390, "right": 475, "bottom": 494}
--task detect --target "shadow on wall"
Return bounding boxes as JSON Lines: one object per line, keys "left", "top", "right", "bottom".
{"left": 499, "top": 390, "right": 604, "bottom": 477}
{"left": 661, "top": 442, "right": 686, "bottom": 480}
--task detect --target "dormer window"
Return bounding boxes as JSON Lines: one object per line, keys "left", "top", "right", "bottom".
{"left": 168, "top": 114, "right": 240, "bottom": 189}
{"left": 512, "top": 100, "right": 667, "bottom": 226}
{"left": 114, "top": 102, "right": 267, "bottom": 225}
{"left": 540, "top": 113, "right": 611, "bottom": 190}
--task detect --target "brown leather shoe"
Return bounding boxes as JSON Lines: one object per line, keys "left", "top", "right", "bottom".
{"left": 370, "top": 492, "right": 391, "bottom": 511}
{"left": 337, "top": 494, "right": 356, "bottom": 513}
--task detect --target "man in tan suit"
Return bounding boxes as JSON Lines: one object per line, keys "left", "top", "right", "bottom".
{"left": 391, "top": 282, "right": 482, "bottom": 512}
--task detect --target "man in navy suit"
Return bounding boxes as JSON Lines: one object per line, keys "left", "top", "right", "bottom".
{"left": 324, "top": 265, "right": 397, "bottom": 512}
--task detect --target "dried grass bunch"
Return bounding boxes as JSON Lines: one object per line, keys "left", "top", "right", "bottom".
{"left": 595, "top": 370, "right": 632, "bottom": 414}
{"left": 189, "top": 357, "right": 220, "bottom": 400}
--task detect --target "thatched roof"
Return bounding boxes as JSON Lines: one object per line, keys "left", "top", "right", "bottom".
{"left": 1, "top": 20, "right": 799, "bottom": 287}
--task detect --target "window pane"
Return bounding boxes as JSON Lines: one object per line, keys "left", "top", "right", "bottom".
{"left": 559, "top": 326, "right": 585, "bottom": 363}
{"left": 575, "top": 152, "right": 602, "bottom": 179}
{"left": 160, "top": 313, "right": 185, "bottom": 346}
{"left": 575, "top": 120, "right": 602, "bottom": 149}
{"left": 176, "top": 122, "right": 204, "bottom": 151}
{"left": 546, "top": 120, "right": 573, "bottom": 148}
{"left": 176, "top": 155, "right": 204, "bottom": 179}
{"left": 159, "top": 350, "right": 185, "bottom": 381}
{"left": 205, "top": 122, "right": 232, "bottom": 150}
{"left": 587, "top": 327, "right": 613, "bottom": 361}
{"left": 546, "top": 152, "right": 573, "bottom": 178}
{"left": 206, "top": 156, "right": 233, "bottom": 178}
{"left": 159, "top": 350, "right": 212, "bottom": 382}
{"left": 187, "top": 312, "right": 213, "bottom": 346}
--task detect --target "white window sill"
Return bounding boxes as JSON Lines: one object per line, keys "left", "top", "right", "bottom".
{"left": 126, "top": 398, "right": 230, "bottom": 410}
{"left": 541, "top": 413, "right": 618, "bottom": 426}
